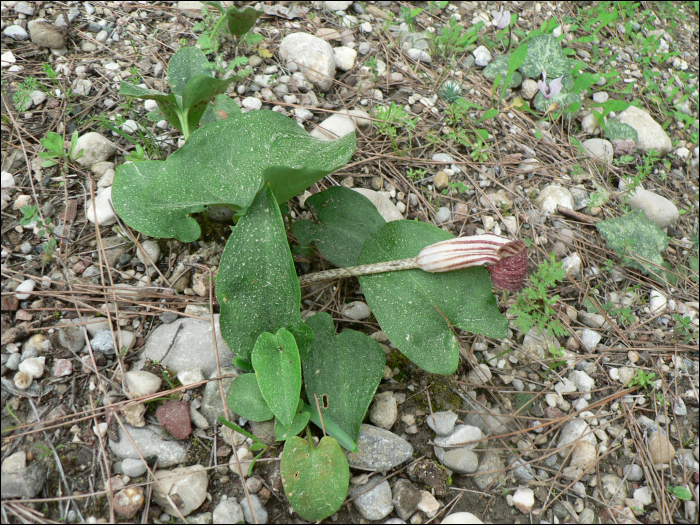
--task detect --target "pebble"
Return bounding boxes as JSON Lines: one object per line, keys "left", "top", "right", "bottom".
{"left": 113, "top": 487, "right": 144, "bottom": 519}
{"left": 152, "top": 465, "right": 208, "bottom": 516}
{"left": 557, "top": 420, "right": 596, "bottom": 457}
{"left": 333, "top": 46, "right": 357, "bottom": 71}
{"left": 474, "top": 450, "right": 505, "bottom": 490}
{"left": 310, "top": 108, "right": 371, "bottom": 140}
{"left": 512, "top": 487, "right": 535, "bottom": 513}
{"left": 535, "top": 185, "right": 574, "bottom": 213}
{"left": 240, "top": 494, "right": 268, "bottom": 524}
{"left": 0, "top": 462, "right": 47, "bottom": 498}
{"left": 350, "top": 477, "right": 394, "bottom": 520}
{"left": 580, "top": 329, "right": 601, "bottom": 351}
{"left": 124, "top": 370, "right": 162, "bottom": 399}
{"left": 438, "top": 448, "right": 479, "bottom": 474}
{"left": 582, "top": 138, "right": 613, "bottom": 163}
{"left": 156, "top": 400, "right": 192, "bottom": 440}
{"left": 279, "top": 33, "right": 336, "bottom": 91}
{"left": 569, "top": 370, "right": 595, "bottom": 399}
{"left": 435, "top": 207, "right": 451, "bottom": 224}
{"left": 472, "top": 45, "right": 492, "bottom": 66}
{"left": 75, "top": 132, "right": 117, "bottom": 167}
{"left": 214, "top": 499, "right": 245, "bottom": 524}
{"left": 407, "top": 48, "right": 431, "bottom": 63}
{"left": 15, "top": 279, "right": 36, "bottom": 300}
{"left": 342, "top": 300, "right": 372, "bottom": 320}
{"left": 28, "top": 20, "right": 65, "bottom": 49}
{"left": 649, "top": 289, "right": 667, "bottom": 315}
{"left": 18, "top": 356, "right": 45, "bottom": 379}
{"left": 570, "top": 441, "right": 597, "bottom": 467}
{"left": 241, "top": 97, "right": 262, "bottom": 111}
{"left": 417, "top": 491, "right": 440, "bottom": 518}
{"left": 121, "top": 458, "right": 148, "bottom": 478}
{"left": 4, "top": 25, "right": 29, "bottom": 40}
{"left": 648, "top": 431, "right": 675, "bottom": 464}
{"left": 369, "top": 391, "right": 398, "bottom": 429}
{"left": 441, "top": 512, "right": 484, "bottom": 524}
{"left": 633, "top": 485, "right": 653, "bottom": 506}
{"left": 347, "top": 424, "right": 414, "bottom": 471}
{"left": 392, "top": 479, "right": 421, "bottom": 521}
{"left": 623, "top": 463, "right": 643, "bottom": 481}
{"left": 600, "top": 473, "right": 627, "bottom": 506}
{"left": 86, "top": 186, "right": 117, "bottom": 226}
{"left": 579, "top": 507, "right": 595, "bottom": 524}
{"left": 425, "top": 411, "right": 458, "bottom": 436}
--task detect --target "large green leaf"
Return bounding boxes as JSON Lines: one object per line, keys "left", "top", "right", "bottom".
{"left": 217, "top": 186, "right": 312, "bottom": 362}
{"left": 358, "top": 221, "right": 508, "bottom": 375}
{"left": 252, "top": 329, "right": 301, "bottom": 428}
{"left": 199, "top": 94, "right": 241, "bottom": 126}
{"left": 181, "top": 74, "right": 238, "bottom": 131}
{"left": 518, "top": 34, "right": 571, "bottom": 79}
{"left": 281, "top": 436, "right": 349, "bottom": 522}
{"left": 119, "top": 83, "right": 183, "bottom": 130}
{"left": 482, "top": 53, "right": 523, "bottom": 88}
{"left": 294, "top": 187, "right": 386, "bottom": 267}
{"left": 226, "top": 373, "right": 274, "bottom": 422}
{"left": 303, "top": 313, "right": 385, "bottom": 442}
{"left": 605, "top": 118, "right": 639, "bottom": 143}
{"left": 596, "top": 210, "right": 668, "bottom": 277}
{"left": 112, "top": 110, "right": 356, "bottom": 241}
{"left": 533, "top": 90, "right": 581, "bottom": 113}
{"left": 167, "top": 46, "right": 213, "bottom": 98}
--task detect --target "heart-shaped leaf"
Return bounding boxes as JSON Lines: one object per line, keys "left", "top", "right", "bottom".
{"left": 223, "top": 5, "right": 263, "bottom": 37}
{"left": 294, "top": 186, "right": 386, "bottom": 267}
{"left": 281, "top": 436, "right": 349, "bottom": 522}
{"left": 518, "top": 34, "right": 571, "bottom": 79}
{"left": 226, "top": 373, "right": 274, "bottom": 422}
{"left": 217, "top": 185, "right": 312, "bottom": 362}
{"left": 605, "top": 118, "right": 639, "bottom": 143}
{"left": 181, "top": 74, "right": 238, "bottom": 130}
{"left": 112, "top": 110, "right": 356, "bottom": 242}
{"left": 303, "top": 313, "right": 385, "bottom": 442}
{"left": 199, "top": 94, "right": 241, "bottom": 126}
{"left": 275, "top": 410, "right": 310, "bottom": 441}
{"left": 596, "top": 210, "right": 668, "bottom": 277}
{"left": 358, "top": 221, "right": 508, "bottom": 375}
{"left": 252, "top": 329, "right": 301, "bottom": 428}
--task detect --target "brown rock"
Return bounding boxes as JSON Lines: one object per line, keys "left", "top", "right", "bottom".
{"left": 29, "top": 21, "right": 66, "bottom": 49}
{"left": 157, "top": 400, "right": 192, "bottom": 440}
{"left": 114, "top": 487, "right": 144, "bottom": 519}
{"left": 648, "top": 431, "right": 675, "bottom": 464}
{"left": 1, "top": 296, "right": 19, "bottom": 311}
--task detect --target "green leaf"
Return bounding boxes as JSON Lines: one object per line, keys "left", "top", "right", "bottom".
{"left": 252, "top": 329, "right": 301, "bottom": 427}
{"left": 293, "top": 187, "right": 386, "bottom": 267}
{"left": 119, "top": 83, "right": 183, "bottom": 131}
{"left": 167, "top": 46, "right": 213, "bottom": 98}
{"left": 112, "top": 110, "right": 356, "bottom": 242}
{"left": 275, "top": 410, "right": 310, "bottom": 441}
{"left": 667, "top": 486, "right": 693, "bottom": 500}
{"left": 596, "top": 210, "right": 669, "bottom": 278}
{"left": 40, "top": 131, "right": 64, "bottom": 155}
{"left": 303, "top": 313, "right": 385, "bottom": 442}
{"left": 483, "top": 54, "right": 523, "bottom": 88}
{"left": 300, "top": 402, "right": 357, "bottom": 453}
{"left": 358, "top": 221, "right": 508, "bottom": 375}
{"left": 281, "top": 436, "right": 349, "bottom": 522}
{"left": 221, "top": 5, "right": 263, "bottom": 37}
{"left": 216, "top": 185, "right": 312, "bottom": 362}
{"left": 518, "top": 34, "right": 571, "bottom": 79}
{"left": 533, "top": 90, "right": 582, "bottom": 113}
{"left": 182, "top": 74, "right": 237, "bottom": 130}
{"left": 604, "top": 118, "right": 639, "bottom": 143}
{"left": 226, "top": 373, "right": 274, "bottom": 422}
{"left": 199, "top": 94, "right": 241, "bottom": 126}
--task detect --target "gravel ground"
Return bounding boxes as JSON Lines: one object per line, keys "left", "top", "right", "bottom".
{"left": 1, "top": 1, "right": 699, "bottom": 523}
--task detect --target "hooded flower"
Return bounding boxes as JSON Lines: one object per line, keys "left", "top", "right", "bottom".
{"left": 493, "top": 7, "right": 511, "bottom": 30}
{"left": 416, "top": 234, "right": 528, "bottom": 291}
{"left": 537, "top": 71, "right": 564, "bottom": 99}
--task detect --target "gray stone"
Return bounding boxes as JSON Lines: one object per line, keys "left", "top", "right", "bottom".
{"left": 136, "top": 240, "right": 161, "bottom": 266}
{"left": 310, "top": 108, "right": 371, "bottom": 140}
{"left": 350, "top": 477, "right": 394, "bottom": 520}
{"left": 136, "top": 315, "right": 234, "bottom": 377}
{"left": 579, "top": 508, "right": 595, "bottom": 524}
{"left": 392, "top": 479, "right": 420, "bottom": 521}
{"left": 160, "top": 311, "right": 179, "bottom": 324}
{"left": 279, "top": 33, "right": 335, "bottom": 91}
{"left": 557, "top": 420, "right": 596, "bottom": 457}
{"left": 439, "top": 448, "right": 479, "bottom": 474}
{"left": 442, "top": 512, "right": 484, "bottom": 524}
{"left": 347, "top": 424, "right": 413, "bottom": 471}
{"left": 14, "top": 1, "right": 35, "bottom": 15}
{"left": 582, "top": 139, "right": 613, "bottom": 163}
{"left": 75, "top": 132, "right": 117, "bottom": 168}
{"left": 535, "top": 185, "right": 574, "bottom": 213}
{"left": 615, "top": 106, "right": 672, "bottom": 154}
{"left": 86, "top": 187, "right": 117, "bottom": 226}
{"left": 434, "top": 425, "right": 482, "bottom": 450}
{"left": 623, "top": 186, "right": 679, "bottom": 229}
{"left": 569, "top": 370, "right": 595, "bottom": 399}
{"left": 109, "top": 424, "right": 187, "bottom": 467}
{"left": 214, "top": 499, "right": 245, "bottom": 524}
{"left": 580, "top": 329, "right": 601, "bottom": 351}
{"left": 121, "top": 458, "right": 148, "bottom": 477}
{"left": 153, "top": 465, "right": 208, "bottom": 516}
{"left": 472, "top": 45, "right": 492, "bottom": 66}
{"left": 28, "top": 20, "right": 65, "bottom": 49}
{"left": 648, "top": 431, "right": 675, "bottom": 464}
{"left": 101, "top": 236, "right": 130, "bottom": 267}
{"left": 369, "top": 392, "right": 398, "bottom": 429}
{"left": 55, "top": 325, "right": 87, "bottom": 352}
{"left": 509, "top": 457, "right": 535, "bottom": 483}
{"left": 3, "top": 25, "right": 29, "bottom": 41}
{"left": 0, "top": 462, "right": 47, "bottom": 498}
{"left": 601, "top": 473, "right": 627, "bottom": 506}
{"left": 200, "top": 366, "right": 241, "bottom": 425}
{"left": 240, "top": 494, "right": 268, "bottom": 524}
{"left": 435, "top": 207, "right": 451, "bottom": 224}
{"left": 474, "top": 450, "right": 505, "bottom": 491}
{"left": 342, "top": 301, "right": 372, "bottom": 320}
{"left": 521, "top": 79, "right": 538, "bottom": 99}
{"left": 623, "top": 463, "right": 643, "bottom": 482}
{"left": 406, "top": 48, "right": 431, "bottom": 63}
{"left": 425, "top": 411, "right": 458, "bottom": 436}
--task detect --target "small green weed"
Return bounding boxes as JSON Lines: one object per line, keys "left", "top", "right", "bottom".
{"left": 398, "top": 5, "right": 423, "bottom": 32}
{"left": 667, "top": 485, "right": 693, "bottom": 500}
{"left": 438, "top": 80, "right": 462, "bottom": 103}
{"left": 12, "top": 77, "right": 39, "bottom": 112}
{"left": 373, "top": 102, "right": 418, "bottom": 155}
{"left": 508, "top": 253, "right": 568, "bottom": 338}
{"left": 406, "top": 167, "right": 427, "bottom": 183}
{"left": 38, "top": 130, "right": 84, "bottom": 168}
{"left": 429, "top": 17, "right": 483, "bottom": 60}
{"left": 20, "top": 205, "right": 58, "bottom": 265}
{"left": 672, "top": 313, "right": 697, "bottom": 344}
{"left": 628, "top": 368, "right": 656, "bottom": 389}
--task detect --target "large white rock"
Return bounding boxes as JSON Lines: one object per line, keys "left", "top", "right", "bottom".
{"left": 75, "top": 132, "right": 117, "bottom": 167}
{"left": 279, "top": 33, "right": 336, "bottom": 91}
{"left": 615, "top": 106, "right": 672, "bottom": 154}
{"left": 622, "top": 186, "right": 679, "bottom": 229}
{"left": 85, "top": 187, "right": 117, "bottom": 226}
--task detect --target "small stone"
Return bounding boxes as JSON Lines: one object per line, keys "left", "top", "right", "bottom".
{"left": 571, "top": 441, "right": 597, "bottom": 467}
{"left": 124, "top": 370, "right": 162, "bottom": 399}
{"left": 18, "top": 356, "right": 45, "bottom": 379}
{"left": 601, "top": 473, "right": 627, "bottom": 506}
{"left": 558, "top": 420, "right": 596, "bottom": 457}
{"left": 333, "top": 46, "right": 357, "bottom": 71}
{"left": 214, "top": 499, "right": 245, "bottom": 524}
{"left": 407, "top": 48, "right": 431, "bottom": 63}
{"left": 75, "top": 132, "right": 117, "bottom": 167}
{"left": 512, "top": 487, "right": 535, "bottom": 513}
{"left": 392, "top": 479, "right": 421, "bottom": 521}
{"left": 240, "top": 494, "right": 268, "bottom": 524}
{"left": 4, "top": 25, "right": 29, "bottom": 41}
{"left": 441, "top": 512, "right": 484, "bottom": 524}
{"left": 114, "top": 487, "right": 144, "bottom": 519}
{"left": 472, "top": 45, "right": 492, "bottom": 66}
{"left": 121, "top": 458, "right": 148, "bottom": 478}
{"left": 177, "top": 368, "right": 204, "bottom": 386}
{"left": 86, "top": 186, "right": 117, "bottom": 226}
{"left": 13, "top": 371, "right": 32, "bottom": 389}
{"left": 623, "top": 463, "right": 643, "bottom": 482}
{"left": 241, "top": 97, "right": 262, "bottom": 111}
{"left": 433, "top": 171, "right": 449, "bottom": 191}
{"left": 369, "top": 392, "right": 398, "bottom": 430}
{"left": 341, "top": 301, "right": 371, "bottom": 320}
{"left": 535, "top": 185, "right": 574, "bottom": 213}
{"left": 350, "top": 477, "right": 394, "bottom": 521}
{"left": 152, "top": 465, "right": 208, "bottom": 516}
{"left": 435, "top": 207, "right": 451, "bottom": 224}
{"left": 580, "top": 329, "right": 601, "bottom": 351}
{"left": 28, "top": 20, "right": 65, "bottom": 49}
{"left": 648, "top": 431, "right": 675, "bottom": 464}
{"left": 156, "top": 400, "right": 192, "bottom": 440}
{"left": 15, "top": 279, "right": 36, "bottom": 300}
{"left": 425, "top": 411, "right": 458, "bottom": 436}
{"left": 347, "top": 424, "right": 414, "bottom": 471}
{"left": 633, "top": 486, "right": 653, "bottom": 506}
{"left": 649, "top": 289, "right": 667, "bottom": 315}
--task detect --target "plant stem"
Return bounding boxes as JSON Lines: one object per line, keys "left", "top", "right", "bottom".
{"left": 298, "top": 258, "right": 419, "bottom": 287}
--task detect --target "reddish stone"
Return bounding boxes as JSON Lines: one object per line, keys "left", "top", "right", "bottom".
{"left": 1, "top": 296, "right": 19, "bottom": 311}
{"left": 15, "top": 310, "right": 33, "bottom": 321}
{"left": 54, "top": 359, "right": 73, "bottom": 377}
{"left": 545, "top": 406, "right": 563, "bottom": 420}
{"left": 156, "top": 400, "right": 192, "bottom": 440}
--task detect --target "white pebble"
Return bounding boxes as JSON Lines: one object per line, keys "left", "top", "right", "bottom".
{"left": 15, "top": 279, "right": 36, "bottom": 300}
